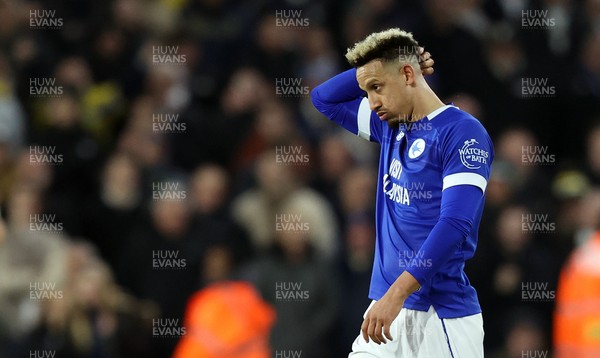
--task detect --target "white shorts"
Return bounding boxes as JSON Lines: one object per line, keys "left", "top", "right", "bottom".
{"left": 349, "top": 301, "right": 484, "bottom": 358}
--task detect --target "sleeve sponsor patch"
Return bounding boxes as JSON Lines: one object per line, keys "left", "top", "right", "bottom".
{"left": 458, "top": 139, "right": 489, "bottom": 170}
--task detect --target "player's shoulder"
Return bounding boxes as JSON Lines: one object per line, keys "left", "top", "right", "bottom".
{"left": 434, "top": 106, "right": 489, "bottom": 138}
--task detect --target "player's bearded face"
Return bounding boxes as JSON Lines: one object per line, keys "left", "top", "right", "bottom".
{"left": 357, "top": 60, "right": 413, "bottom": 129}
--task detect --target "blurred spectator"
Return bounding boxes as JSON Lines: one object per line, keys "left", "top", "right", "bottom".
{"left": 14, "top": 242, "right": 159, "bottom": 358}
{"left": 338, "top": 166, "right": 377, "bottom": 220}
{"left": 495, "top": 127, "right": 553, "bottom": 207}
{"left": 53, "top": 56, "right": 125, "bottom": 146}
{"left": 0, "top": 186, "right": 69, "bottom": 349}
{"left": 467, "top": 205, "right": 560, "bottom": 353}
{"left": 311, "top": 133, "right": 355, "bottom": 226}
{"left": 585, "top": 122, "right": 600, "bottom": 184}
{"left": 12, "top": 147, "right": 53, "bottom": 197}
{"left": 243, "top": 226, "right": 339, "bottom": 358}
{"left": 480, "top": 160, "right": 518, "bottom": 243}
{"left": 447, "top": 92, "right": 484, "bottom": 120}
{"left": 173, "top": 281, "right": 275, "bottom": 358}
{"left": 116, "top": 98, "right": 187, "bottom": 201}
{"left": 183, "top": 66, "right": 274, "bottom": 169}
{"left": 491, "top": 310, "right": 549, "bottom": 358}
{"left": 0, "top": 140, "right": 18, "bottom": 208}
{"left": 299, "top": 25, "right": 340, "bottom": 90}
{"left": 116, "top": 197, "right": 202, "bottom": 357}
{"left": 31, "top": 92, "right": 101, "bottom": 236}
{"left": 231, "top": 150, "right": 338, "bottom": 258}
{"left": 190, "top": 164, "right": 254, "bottom": 269}
{"left": 82, "top": 152, "right": 143, "bottom": 268}
{"left": 333, "top": 215, "right": 375, "bottom": 356}
{"left": 0, "top": 54, "right": 25, "bottom": 157}
{"left": 573, "top": 30, "right": 600, "bottom": 97}
{"left": 479, "top": 24, "right": 530, "bottom": 134}
{"left": 247, "top": 13, "right": 301, "bottom": 80}
{"left": 554, "top": 228, "right": 600, "bottom": 357}
{"left": 572, "top": 187, "right": 600, "bottom": 244}
{"left": 190, "top": 164, "right": 230, "bottom": 217}
{"left": 545, "top": 170, "right": 591, "bottom": 262}
{"left": 182, "top": 0, "right": 259, "bottom": 81}
{"left": 231, "top": 100, "right": 311, "bottom": 177}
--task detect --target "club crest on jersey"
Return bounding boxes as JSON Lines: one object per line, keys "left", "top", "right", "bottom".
{"left": 408, "top": 138, "right": 426, "bottom": 159}
{"left": 459, "top": 139, "right": 489, "bottom": 169}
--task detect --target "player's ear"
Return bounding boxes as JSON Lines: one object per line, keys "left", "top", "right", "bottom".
{"left": 401, "top": 64, "right": 415, "bottom": 85}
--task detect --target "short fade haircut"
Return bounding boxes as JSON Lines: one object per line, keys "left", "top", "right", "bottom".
{"left": 345, "top": 28, "right": 420, "bottom": 68}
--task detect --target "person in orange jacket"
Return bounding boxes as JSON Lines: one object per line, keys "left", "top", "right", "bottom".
{"left": 554, "top": 230, "right": 600, "bottom": 357}
{"left": 173, "top": 280, "right": 276, "bottom": 358}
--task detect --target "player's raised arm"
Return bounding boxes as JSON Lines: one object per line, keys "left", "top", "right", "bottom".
{"left": 311, "top": 68, "right": 382, "bottom": 142}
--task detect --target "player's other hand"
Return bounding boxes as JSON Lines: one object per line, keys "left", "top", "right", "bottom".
{"left": 418, "top": 47, "right": 434, "bottom": 75}
{"left": 361, "top": 292, "right": 404, "bottom": 345}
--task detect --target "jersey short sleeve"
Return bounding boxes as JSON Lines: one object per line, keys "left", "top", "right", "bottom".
{"left": 440, "top": 117, "right": 494, "bottom": 193}
{"left": 355, "top": 97, "right": 384, "bottom": 142}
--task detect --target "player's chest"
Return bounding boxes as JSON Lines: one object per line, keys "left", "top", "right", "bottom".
{"left": 380, "top": 130, "right": 442, "bottom": 207}
{"left": 383, "top": 129, "right": 439, "bottom": 178}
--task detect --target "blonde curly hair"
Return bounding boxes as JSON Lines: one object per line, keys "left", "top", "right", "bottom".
{"left": 345, "top": 28, "right": 420, "bottom": 68}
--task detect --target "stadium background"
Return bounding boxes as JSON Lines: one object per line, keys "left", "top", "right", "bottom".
{"left": 0, "top": 0, "right": 599, "bottom": 357}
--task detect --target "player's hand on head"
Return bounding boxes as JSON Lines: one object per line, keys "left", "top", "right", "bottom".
{"left": 418, "top": 46, "right": 434, "bottom": 75}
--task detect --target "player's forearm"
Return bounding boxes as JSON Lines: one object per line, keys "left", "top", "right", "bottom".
{"left": 406, "top": 185, "right": 483, "bottom": 285}
{"left": 311, "top": 69, "right": 368, "bottom": 135}
{"left": 311, "top": 68, "right": 364, "bottom": 106}
{"left": 405, "top": 218, "right": 468, "bottom": 285}
{"left": 388, "top": 270, "right": 421, "bottom": 301}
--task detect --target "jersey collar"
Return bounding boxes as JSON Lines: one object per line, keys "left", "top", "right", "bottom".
{"left": 426, "top": 104, "right": 457, "bottom": 121}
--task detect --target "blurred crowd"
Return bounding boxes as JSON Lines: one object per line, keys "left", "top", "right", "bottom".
{"left": 0, "top": 0, "right": 599, "bottom": 357}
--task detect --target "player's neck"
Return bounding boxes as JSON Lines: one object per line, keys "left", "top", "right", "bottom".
{"left": 411, "top": 85, "right": 445, "bottom": 120}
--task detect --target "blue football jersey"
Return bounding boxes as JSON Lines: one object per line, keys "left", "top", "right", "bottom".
{"left": 312, "top": 69, "right": 494, "bottom": 318}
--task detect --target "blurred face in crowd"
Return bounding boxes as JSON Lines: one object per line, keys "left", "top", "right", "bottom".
{"left": 15, "top": 150, "right": 52, "bottom": 189}
{"left": 339, "top": 167, "right": 376, "bottom": 214}
{"left": 319, "top": 135, "right": 353, "bottom": 180}
{"left": 497, "top": 206, "right": 530, "bottom": 254}
{"left": 257, "top": 14, "right": 293, "bottom": 53}
{"left": 256, "top": 151, "right": 295, "bottom": 200}
{"left": 102, "top": 153, "right": 140, "bottom": 207}
{"left": 505, "top": 321, "right": 546, "bottom": 358}
{"left": 276, "top": 231, "right": 309, "bottom": 261}
{"left": 103, "top": 154, "right": 139, "bottom": 192}
{"left": 191, "top": 165, "right": 228, "bottom": 214}
{"left": 69, "top": 247, "right": 110, "bottom": 308}
{"left": 151, "top": 199, "right": 190, "bottom": 239}
{"left": 581, "top": 31, "right": 600, "bottom": 74}
{"left": 256, "top": 101, "right": 294, "bottom": 144}
{"left": 221, "top": 68, "right": 270, "bottom": 115}
{"left": 577, "top": 188, "right": 600, "bottom": 229}
{"left": 345, "top": 220, "right": 375, "bottom": 270}
{"left": 55, "top": 56, "right": 92, "bottom": 91}
{"left": 485, "top": 161, "right": 515, "bottom": 206}
{"left": 117, "top": 123, "right": 165, "bottom": 168}
{"left": 485, "top": 40, "right": 524, "bottom": 81}
{"left": 497, "top": 128, "right": 537, "bottom": 171}
{"left": 46, "top": 95, "right": 80, "bottom": 129}
{"left": 0, "top": 143, "right": 10, "bottom": 167}
{"left": 357, "top": 59, "right": 419, "bottom": 128}
{"left": 346, "top": 220, "right": 375, "bottom": 253}
{"left": 587, "top": 125, "right": 600, "bottom": 173}
{"left": 8, "top": 185, "right": 43, "bottom": 230}
{"left": 201, "top": 245, "right": 233, "bottom": 283}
